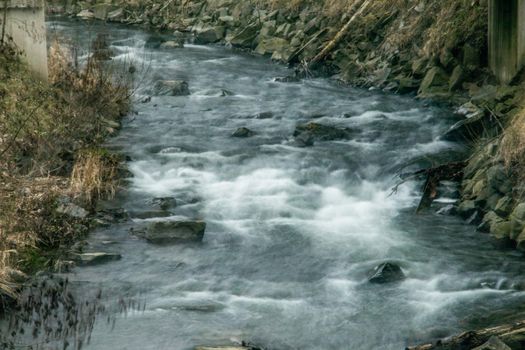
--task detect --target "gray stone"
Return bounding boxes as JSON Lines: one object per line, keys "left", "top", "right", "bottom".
{"left": 143, "top": 221, "right": 206, "bottom": 244}
{"left": 418, "top": 67, "right": 449, "bottom": 95}
{"left": 160, "top": 40, "right": 185, "bottom": 49}
{"left": 491, "top": 221, "right": 512, "bottom": 239}
{"left": 193, "top": 25, "right": 225, "bottom": 44}
{"left": 495, "top": 196, "right": 513, "bottom": 216}
{"left": 228, "top": 24, "right": 260, "bottom": 48}
{"left": 458, "top": 200, "right": 477, "bottom": 219}
{"left": 368, "top": 262, "right": 405, "bottom": 284}
{"left": 77, "top": 9, "right": 95, "bottom": 19}
{"left": 77, "top": 252, "right": 121, "bottom": 266}
{"left": 153, "top": 197, "right": 177, "bottom": 211}
{"left": 449, "top": 65, "right": 465, "bottom": 91}
{"left": 479, "top": 211, "right": 504, "bottom": 233}
{"left": 107, "top": 8, "right": 124, "bottom": 21}
{"left": 255, "top": 37, "right": 290, "bottom": 56}
{"left": 232, "top": 127, "right": 256, "bottom": 138}
{"left": 293, "top": 122, "right": 353, "bottom": 141}
{"left": 56, "top": 200, "right": 88, "bottom": 219}
{"left": 154, "top": 80, "right": 190, "bottom": 96}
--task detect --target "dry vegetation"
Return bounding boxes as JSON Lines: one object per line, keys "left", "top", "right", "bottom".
{"left": 0, "top": 39, "right": 130, "bottom": 306}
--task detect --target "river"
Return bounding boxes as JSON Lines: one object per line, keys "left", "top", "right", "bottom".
{"left": 7, "top": 18, "right": 525, "bottom": 350}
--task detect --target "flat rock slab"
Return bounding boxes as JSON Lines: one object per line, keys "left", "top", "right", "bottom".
{"left": 143, "top": 220, "right": 206, "bottom": 244}
{"left": 77, "top": 252, "right": 122, "bottom": 266}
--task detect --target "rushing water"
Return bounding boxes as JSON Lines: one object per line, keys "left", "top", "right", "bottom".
{"left": 14, "top": 19, "right": 525, "bottom": 349}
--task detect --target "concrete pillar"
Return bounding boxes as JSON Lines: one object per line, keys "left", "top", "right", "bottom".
{"left": 0, "top": 0, "right": 48, "bottom": 80}
{"left": 489, "top": 0, "right": 525, "bottom": 84}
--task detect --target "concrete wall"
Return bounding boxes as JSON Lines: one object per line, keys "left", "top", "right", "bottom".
{"left": 489, "top": 0, "right": 525, "bottom": 84}
{"left": 0, "top": 0, "right": 48, "bottom": 80}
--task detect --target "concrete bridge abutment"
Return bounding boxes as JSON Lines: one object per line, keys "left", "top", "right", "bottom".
{"left": 489, "top": 0, "right": 525, "bottom": 84}
{"left": 0, "top": 0, "right": 47, "bottom": 80}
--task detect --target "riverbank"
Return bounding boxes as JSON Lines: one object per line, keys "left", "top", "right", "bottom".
{"left": 0, "top": 40, "right": 129, "bottom": 310}
{"left": 48, "top": 0, "right": 525, "bottom": 251}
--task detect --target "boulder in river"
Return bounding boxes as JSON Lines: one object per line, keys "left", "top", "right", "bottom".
{"left": 154, "top": 80, "right": 190, "bottom": 96}
{"left": 143, "top": 220, "right": 206, "bottom": 244}
{"left": 293, "top": 122, "right": 353, "bottom": 141}
{"left": 232, "top": 127, "right": 256, "bottom": 138}
{"left": 77, "top": 252, "right": 122, "bottom": 266}
{"left": 368, "top": 262, "right": 405, "bottom": 284}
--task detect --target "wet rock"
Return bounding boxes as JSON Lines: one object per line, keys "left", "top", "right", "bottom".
{"left": 293, "top": 122, "right": 353, "bottom": 141}
{"left": 193, "top": 25, "right": 225, "bottom": 44}
{"left": 232, "top": 127, "right": 256, "bottom": 138}
{"left": 254, "top": 111, "right": 274, "bottom": 119}
{"left": 218, "top": 89, "right": 234, "bottom": 97}
{"left": 368, "top": 262, "right": 405, "bottom": 284}
{"left": 154, "top": 80, "right": 190, "bottom": 96}
{"left": 255, "top": 37, "right": 289, "bottom": 56}
{"left": 130, "top": 210, "right": 172, "bottom": 220}
{"left": 160, "top": 39, "right": 185, "bottom": 49}
{"left": 509, "top": 203, "right": 525, "bottom": 239}
{"left": 145, "top": 35, "right": 167, "bottom": 49}
{"left": 491, "top": 221, "right": 512, "bottom": 240}
{"left": 495, "top": 196, "right": 513, "bottom": 216}
{"left": 274, "top": 75, "right": 301, "bottom": 83}
{"left": 436, "top": 205, "right": 457, "bottom": 216}
{"left": 107, "top": 8, "right": 124, "bottom": 21}
{"left": 472, "top": 336, "right": 511, "bottom": 350}
{"left": 142, "top": 220, "right": 206, "bottom": 244}
{"left": 449, "top": 65, "right": 465, "bottom": 91}
{"left": 478, "top": 211, "right": 504, "bottom": 233}
{"left": 228, "top": 24, "right": 260, "bottom": 48}
{"left": 77, "top": 252, "right": 122, "bottom": 266}
{"left": 77, "top": 9, "right": 95, "bottom": 20}
{"left": 293, "top": 132, "right": 314, "bottom": 147}
{"left": 153, "top": 197, "right": 178, "bottom": 211}
{"left": 418, "top": 66, "right": 449, "bottom": 96}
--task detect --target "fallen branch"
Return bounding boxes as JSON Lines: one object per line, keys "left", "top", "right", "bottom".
{"left": 391, "top": 161, "right": 466, "bottom": 213}
{"left": 308, "top": 0, "right": 373, "bottom": 68}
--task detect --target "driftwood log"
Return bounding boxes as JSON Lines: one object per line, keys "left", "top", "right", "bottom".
{"left": 407, "top": 320, "right": 525, "bottom": 349}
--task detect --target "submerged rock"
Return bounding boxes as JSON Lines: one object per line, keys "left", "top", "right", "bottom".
{"left": 154, "top": 80, "right": 190, "bottom": 96}
{"left": 142, "top": 220, "right": 206, "bottom": 244}
{"left": 293, "top": 122, "right": 353, "bottom": 141}
{"left": 368, "top": 262, "right": 405, "bottom": 284}
{"left": 77, "top": 252, "right": 122, "bottom": 266}
{"left": 152, "top": 197, "right": 178, "bottom": 211}
{"left": 232, "top": 127, "right": 256, "bottom": 138}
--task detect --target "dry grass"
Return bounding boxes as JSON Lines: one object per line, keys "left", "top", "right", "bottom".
{"left": 500, "top": 101, "right": 525, "bottom": 186}
{"left": 0, "top": 37, "right": 130, "bottom": 304}
{"left": 70, "top": 149, "right": 121, "bottom": 206}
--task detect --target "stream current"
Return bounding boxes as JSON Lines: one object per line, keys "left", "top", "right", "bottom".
{"left": 13, "top": 18, "right": 525, "bottom": 350}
